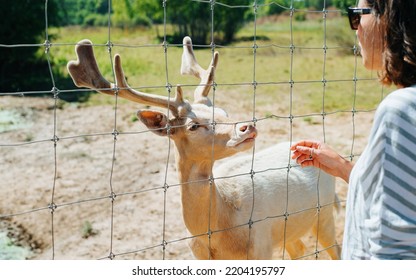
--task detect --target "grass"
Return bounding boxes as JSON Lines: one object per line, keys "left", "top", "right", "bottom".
{"left": 47, "top": 15, "right": 390, "bottom": 114}
{"left": 81, "top": 221, "right": 98, "bottom": 239}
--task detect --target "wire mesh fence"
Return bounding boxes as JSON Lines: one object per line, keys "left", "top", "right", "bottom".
{"left": 0, "top": 0, "right": 385, "bottom": 260}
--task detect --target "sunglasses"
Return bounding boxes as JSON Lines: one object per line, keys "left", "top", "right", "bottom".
{"left": 348, "top": 7, "right": 372, "bottom": 30}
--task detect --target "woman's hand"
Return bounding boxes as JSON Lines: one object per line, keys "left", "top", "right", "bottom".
{"left": 290, "top": 140, "right": 354, "bottom": 183}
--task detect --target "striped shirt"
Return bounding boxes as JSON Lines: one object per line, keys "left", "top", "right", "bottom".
{"left": 342, "top": 85, "right": 416, "bottom": 259}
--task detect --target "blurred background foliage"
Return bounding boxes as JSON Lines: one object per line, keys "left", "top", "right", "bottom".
{"left": 1, "top": 0, "right": 358, "bottom": 102}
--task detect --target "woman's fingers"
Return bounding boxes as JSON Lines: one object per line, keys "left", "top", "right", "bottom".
{"left": 291, "top": 145, "right": 314, "bottom": 158}
{"left": 290, "top": 140, "right": 317, "bottom": 150}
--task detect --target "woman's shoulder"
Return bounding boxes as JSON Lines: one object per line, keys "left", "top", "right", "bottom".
{"left": 378, "top": 85, "right": 416, "bottom": 114}
{"left": 384, "top": 85, "right": 416, "bottom": 101}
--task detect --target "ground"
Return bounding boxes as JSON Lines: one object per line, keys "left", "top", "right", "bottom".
{"left": 0, "top": 91, "right": 374, "bottom": 260}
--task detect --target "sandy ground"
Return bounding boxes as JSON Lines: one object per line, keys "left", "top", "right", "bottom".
{"left": 0, "top": 87, "right": 374, "bottom": 260}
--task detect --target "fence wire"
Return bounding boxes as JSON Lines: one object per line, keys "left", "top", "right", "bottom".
{"left": 0, "top": 0, "right": 384, "bottom": 260}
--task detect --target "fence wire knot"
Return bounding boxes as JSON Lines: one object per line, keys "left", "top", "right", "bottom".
{"left": 165, "top": 83, "right": 173, "bottom": 93}
{"left": 163, "top": 183, "right": 169, "bottom": 193}
{"left": 113, "top": 85, "right": 120, "bottom": 95}
{"left": 44, "top": 40, "right": 51, "bottom": 53}
{"left": 210, "top": 121, "right": 217, "bottom": 130}
{"left": 284, "top": 211, "right": 290, "bottom": 221}
{"left": 316, "top": 203, "right": 322, "bottom": 214}
{"left": 212, "top": 81, "right": 217, "bottom": 91}
{"left": 51, "top": 87, "right": 60, "bottom": 99}
{"left": 289, "top": 44, "right": 295, "bottom": 53}
{"left": 112, "top": 129, "right": 119, "bottom": 140}
{"left": 353, "top": 45, "right": 360, "bottom": 56}
{"left": 110, "top": 192, "right": 117, "bottom": 202}
{"left": 252, "top": 43, "right": 258, "bottom": 53}
{"left": 314, "top": 250, "right": 320, "bottom": 259}
{"left": 51, "top": 135, "right": 59, "bottom": 144}
{"left": 162, "top": 41, "right": 168, "bottom": 53}
{"left": 248, "top": 219, "right": 254, "bottom": 229}
{"left": 106, "top": 41, "right": 113, "bottom": 53}
{"left": 166, "top": 124, "right": 173, "bottom": 136}
{"left": 252, "top": 2, "right": 258, "bottom": 14}
{"left": 48, "top": 203, "right": 57, "bottom": 213}
{"left": 208, "top": 175, "right": 214, "bottom": 185}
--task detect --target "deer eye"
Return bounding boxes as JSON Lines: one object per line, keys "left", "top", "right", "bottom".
{"left": 188, "top": 122, "right": 200, "bottom": 131}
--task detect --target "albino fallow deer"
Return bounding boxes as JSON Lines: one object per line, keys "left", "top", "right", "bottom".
{"left": 67, "top": 37, "right": 340, "bottom": 260}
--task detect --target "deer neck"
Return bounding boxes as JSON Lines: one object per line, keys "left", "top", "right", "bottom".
{"left": 175, "top": 154, "right": 220, "bottom": 235}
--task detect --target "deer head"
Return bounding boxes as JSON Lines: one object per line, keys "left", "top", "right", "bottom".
{"left": 67, "top": 37, "right": 257, "bottom": 162}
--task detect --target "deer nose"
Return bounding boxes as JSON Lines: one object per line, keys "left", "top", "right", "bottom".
{"left": 237, "top": 123, "right": 257, "bottom": 138}
{"left": 239, "top": 125, "right": 248, "bottom": 132}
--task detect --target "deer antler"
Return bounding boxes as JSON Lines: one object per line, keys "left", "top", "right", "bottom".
{"left": 66, "top": 39, "right": 113, "bottom": 95}
{"left": 67, "top": 39, "right": 186, "bottom": 117}
{"left": 181, "top": 36, "right": 218, "bottom": 106}
{"left": 112, "top": 54, "right": 186, "bottom": 116}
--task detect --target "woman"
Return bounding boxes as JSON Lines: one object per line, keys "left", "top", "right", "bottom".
{"left": 291, "top": 0, "right": 416, "bottom": 259}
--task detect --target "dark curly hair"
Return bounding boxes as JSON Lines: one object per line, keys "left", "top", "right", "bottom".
{"left": 368, "top": 0, "right": 416, "bottom": 87}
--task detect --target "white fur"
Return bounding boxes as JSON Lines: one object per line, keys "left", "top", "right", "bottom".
{"left": 211, "top": 142, "right": 339, "bottom": 259}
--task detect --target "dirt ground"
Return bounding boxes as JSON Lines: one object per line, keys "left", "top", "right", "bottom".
{"left": 0, "top": 89, "right": 374, "bottom": 260}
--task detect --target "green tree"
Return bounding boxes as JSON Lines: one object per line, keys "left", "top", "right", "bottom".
{"left": 55, "top": 0, "right": 109, "bottom": 26}
{"left": 266, "top": 0, "right": 293, "bottom": 15}
{"left": 264, "top": 0, "right": 338, "bottom": 14}
{"left": 332, "top": 0, "right": 357, "bottom": 10}
{"left": 163, "top": 0, "right": 251, "bottom": 44}
{"left": 0, "top": 1, "right": 79, "bottom": 100}
{"left": 112, "top": 0, "right": 158, "bottom": 28}
{"left": 1, "top": 1, "right": 55, "bottom": 93}
{"left": 307, "top": 0, "right": 333, "bottom": 9}
{"left": 134, "top": 0, "right": 163, "bottom": 24}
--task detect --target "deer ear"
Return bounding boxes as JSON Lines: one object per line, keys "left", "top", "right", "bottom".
{"left": 137, "top": 110, "right": 174, "bottom": 136}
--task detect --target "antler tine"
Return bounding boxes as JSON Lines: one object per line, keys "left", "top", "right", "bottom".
{"left": 181, "top": 36, "right": 219, "bottom": 106}
{"left": 113, "top": 54, "right": 184, "bottom": 116}
{"left": 68, "top": 39, "right": 185, "bottom": 117}
{"left": 67, "top": 39, "right": 114, "bottom": 95}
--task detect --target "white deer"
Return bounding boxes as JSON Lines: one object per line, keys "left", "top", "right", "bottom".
{"left": 67, "top": 37, "right": 340, "bottom": 260}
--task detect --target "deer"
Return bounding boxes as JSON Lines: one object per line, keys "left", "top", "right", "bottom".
{"left": 67, "top": 36, "right": 340, "bottom": 260}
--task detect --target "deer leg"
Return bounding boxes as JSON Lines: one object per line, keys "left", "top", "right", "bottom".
{"left": 312, "top": 209, "right": 340, "bottom": 260}
{"left": 285, "top": 239, "right": 306, "bottom": 259}
{"left": 189, "top": 238, "right": 211, "bottom": 260}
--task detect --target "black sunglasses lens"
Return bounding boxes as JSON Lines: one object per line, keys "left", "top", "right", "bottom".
{"left": 348, "top": 8, "right": 372, "bottom": 30}
{"left": 348, "top": 13, "right": 360, "bottom": 30}
{"left": 351, "top": 14, "right": 360, "bottom": 29}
